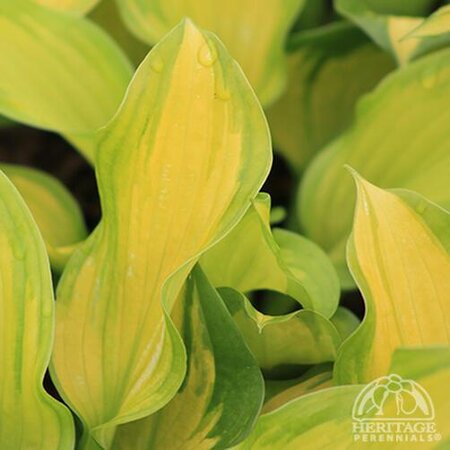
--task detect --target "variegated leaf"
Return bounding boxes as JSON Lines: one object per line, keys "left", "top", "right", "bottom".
{"left": 268, "top": 22, "right": 393, "bottom": 170}
{"left": 51, "top": 20, "right": 271, "bottom": 449}
{"left": 0, "top": 169, "right": 74, "bottom": 449}
{"left": 115, "top": 0, "right": 304, "bottom": 106}
{"left": 0, "top": 0, "right": 132, "bottom": 161}
{"left": 112, "top": 266, "right": 264, "bottom": 450}
{"left": 335, "top": 173, "right": 450, "bottom": 383}
{"left": 300, "top": 47, "right": 450, "bottom": 288}
{"left": 1, "top": 164, "right": 87, "bottom": 271}
{"left": 238, "top": 347, "right": 450, "bottom": 449}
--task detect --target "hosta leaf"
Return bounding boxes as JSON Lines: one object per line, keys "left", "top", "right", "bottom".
{"left": 237, "top": 347, "right": 450, "bottom": 449}
{"left": 269, "top": 206, "right": 287, "bottom": 225}
{"left": 221, "top": 288, "right": 343, "bottom": 377}
{"left": 293, "top": 0, "right": 331, "bottom": 31}
{"left": 263, "top": 363, "right": 331, "bottom": 402}
{"left": 0, "top": 169, "right": 74, "bottom": 449}
{"left": 330, "top": 306, "right": 360, "bottom": 341}
{"left": 202, "top": 193, "right": 340, "bottom": 317}
{"left": 89, "top": 0, "right": 149, "bottom": 67}
{"left": 300, "top": 48, "right": 450, "bottom": 288}
{"left": 335, "top": 174, "right": 450, "bottom": 383}
{"left": 336, "top": 0, "right": 448, "bottom": 65}
{"left": 202, "top": 193, "right": 342, "bottom": 377}
{"left": 115, "top": 0, "right": 304, "bottom": 106}
{"left": 268, "top": 22, "right": 394, "bottom": 170}
{"left": 409, "top": 4, "right": 450, "bottom": 37}
{"left": 262, "top": 364, "right": 333, "bottom": 413}
{"left": 34, "top": 0, "right": 100, "bottom": 15}
{"left": 51, "top": 20, "right": 271, "bottom": 450}
{"left": 370, "top": 0, "right": 437, "bottom": 15}
{"left": 274, "top": 228, "right": 340, "bottom": 316}
{"left": 112, "top": 266, "right": 264, "bottom": 450}
{"left": 0, "top": 0, "right": 132, "bottom": 161}
{"left": 1, "top": 164, "right": 87, "bottom": 272}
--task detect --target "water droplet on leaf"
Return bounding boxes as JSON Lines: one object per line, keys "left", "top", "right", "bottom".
{"left": 198, "top": 42, "right": 217, "bottom": 67}
{"left": 150, "top": 53, "right": 164, "bottom": 73}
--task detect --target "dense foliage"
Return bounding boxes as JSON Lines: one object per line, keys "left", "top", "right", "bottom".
{"left": 0, "top": 0, "right": 449, "bottom": 449}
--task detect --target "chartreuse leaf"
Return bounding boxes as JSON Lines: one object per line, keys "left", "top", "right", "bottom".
{"left": 0, "top": 0, "right": 132, "bottom": 161}
{"left": 335, "top": 0, "right": 449, "bottom": 65}
{"left": 89, "top": 0, "right": 149, "bottom": 67}
{"left": 335, "top": 174, "right": 450, "bottom": 383}
{"left": 221, "top": 289, "right": 342, "bottom": 377}
{"left": 263, "top": 364, "right": 333, "bottom": 413}
{"left": 264, "top": 363, "right": 333, "bottom": 401}
{"left": 1, "top": 164, "right": 87, "bottom": 272}
{"left": 112, "top": 266, "right": 264, "bottom": 450}
{"left": 115, "top": 0, "right": 304, "bottom": 106}
{"left": 51, "top": 20, "right": 271, "bottom": 450}
{"left": 330, "top": 306, "right": 360, "bottom": 341}
{"left": 353, "top": 0, "right": 434, "bottom": 15}
{"left": 269, "top": 206, "right": 286, "bottom": 225}
{"left": 0, "top": 169, "right": 74, "bottom": 449}
{"left": 202, "top": 193, "right": 344, "bottom": 376}
{"left": 202, "top": 193, "right": 339, "bottom": 316}
{"left": 267, "top": 22, "right": 394, "bottom": 170}
{"left": 409, "top": 4, "right": 450, "bottom": 37}
{"left": 237, "top": 347, "right": 450, "bottom": 449}
{"left": 34, "top": 0, "right": 100, "bottom": 15}
{"left": 300, "top": 48, "right": 450, "bottom": 288}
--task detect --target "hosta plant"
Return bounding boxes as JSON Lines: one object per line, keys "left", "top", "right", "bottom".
{"left": 0, "top": 0, "right": 449, "bottom": 449}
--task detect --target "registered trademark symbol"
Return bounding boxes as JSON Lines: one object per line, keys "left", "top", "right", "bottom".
{"left": 434, "top": 433, "right": 442, "bottom": 441}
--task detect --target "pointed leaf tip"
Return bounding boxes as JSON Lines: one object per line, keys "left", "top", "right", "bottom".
{"left": 336, "top": 176, "right": 450, "bottom": 383}
{"left": 115, "top": 0, "right": 303, "bottom": 105}
{"left": 52, "top": 17, "right": 271, "bottom": 447}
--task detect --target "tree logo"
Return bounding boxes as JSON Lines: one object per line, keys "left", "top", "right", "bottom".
{"left": 352, "top": 374, "right": 440, "bottom": 444}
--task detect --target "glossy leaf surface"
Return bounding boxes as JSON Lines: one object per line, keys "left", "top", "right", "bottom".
{"left": 115, "top": 0, "right": 304, "bottom": 106}
{"left": 112, "top": 266, "right": 264, "bottom": 450}
{"left": 300, "top": 47, "right": 450, "bottom": 287}
{"left": 1, "top": 164, "right": 87, "bottom": 271}
{"left": 335, "top": 0, "right": 446, "bottom": 64}
{"left": 34, "top": 0, "right": 100, "bottom": 15}
{"left": 262, "top": 364, "right": 333, "bottom": 413}
{"left": 410, "top": 4, "right": 450, "bottom": 37}
{"left": 222, "top": 289, "right": 342, "bottom": 377}
{"left": 89, "top": 0, "right": 149, "bottom": 67}
{"left": 51, "top": 20, "right": 271, "bottom": 449}
{"left": 335, "top": 174, "right": 450, "bottom": 383}
{"left": 202, "top": 194, "right": 343, "bottom": 376}
{"left": 268, "top": 22, "right": 394, "bottom": 170}
{"left": 202, "top": 193, "right": 339, "bottom": 316}
{"left": 0, "top": 169, "right": 74, "bottom": 449}
{"left": 0, "top": 0, "right": 132, "bottom": 161}
{"left": 238, "top": 347, "right": 450, "bottom": 449}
